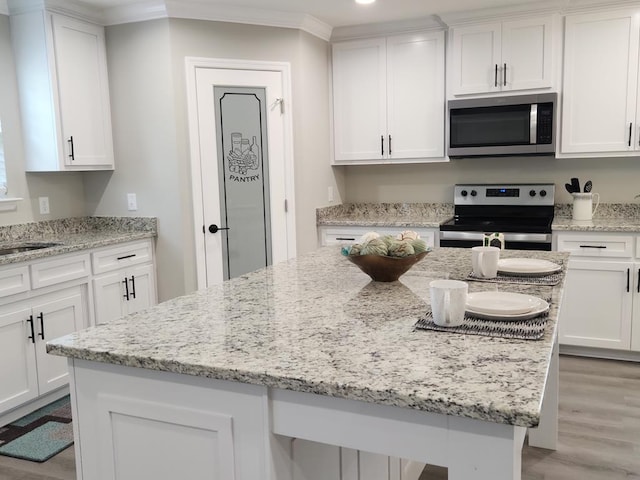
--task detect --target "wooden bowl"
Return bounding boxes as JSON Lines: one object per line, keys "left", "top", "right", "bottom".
{"left": 346, "top": 251, "right": 428, "bottom": 282}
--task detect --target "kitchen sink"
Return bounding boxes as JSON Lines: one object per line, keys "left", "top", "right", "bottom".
{"left": 0, "top": 242, "right": 61, "bottom": 256}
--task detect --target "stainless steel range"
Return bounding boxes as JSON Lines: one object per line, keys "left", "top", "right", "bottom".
{"left": 439, "top": 183, "right": 555, "bottom": 251}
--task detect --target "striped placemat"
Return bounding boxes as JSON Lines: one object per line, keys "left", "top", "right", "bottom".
{"left": 466, "top": 270, "right": 563, "bottom": 286}
{"left": 414, "top": 308, "right": 550, "bottom": 340}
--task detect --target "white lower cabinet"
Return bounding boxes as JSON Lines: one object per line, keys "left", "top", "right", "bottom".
{"left": 0, "top": 240, "right": 157, "bottom": 420}
{"left": 0, "top": 285, "right": 86, "bottom": 414}
{"left": 93, "top": 263, "right": 156, "bottom": 325}
{"left": 560, "top": 259, "right": 632, "bottom": 349}
{"left": 556, "top": 232, "right": 640, "bottom": 352}
{"left": 91, "top": 240, "right": 157, "bottom": 325}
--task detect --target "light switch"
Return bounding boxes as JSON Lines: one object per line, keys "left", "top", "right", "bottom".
{"left": 38, "top": 197, "right": 50, "bottom": 215}
{"left": 127, "top": 193, "right": 137, "bottom": 211}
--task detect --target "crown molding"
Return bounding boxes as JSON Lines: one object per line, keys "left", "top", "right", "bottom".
{"left": 7, "top": 0, "right": 104, "bottom": 23}
{"left": 331, "top": 16, "right": 444, "bottom": 42}
{"left": 439, "top": 0, "right": 567, "bottom": 26}
{"left": 101, "top": 0, "right": 332, "bottom": 41}
{"left": 101, "top": 0, "right": 168, "bottom": 25}
{"left": 561, "top": 0, "right": 640, "bottom": 13}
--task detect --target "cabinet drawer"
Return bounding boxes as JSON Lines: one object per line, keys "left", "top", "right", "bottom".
{"left": 92, "top": 241, "right": 153, "bottom": 275}
{"left": 320, "top": 227, "right": 436, "bottom": 248}
{"left": 31, "top": 254, "right": 91, "bottom": 289}
{"left": 0, "top": 265, "right": 30, "bottom": 298}
{"left": 556, "top": 234, "right": 633, "bottom": 258}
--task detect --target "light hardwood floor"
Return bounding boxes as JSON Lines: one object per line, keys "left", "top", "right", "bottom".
{"left": 0, "top": 355, "right": 638, "bottom": 480}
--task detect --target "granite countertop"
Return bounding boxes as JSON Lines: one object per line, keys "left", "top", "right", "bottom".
{"left": 0, "top": 217, "right": 157, "bottom": 266}
{"left": 316, "top": 203, "right": 453, "bottom": 228}
{"left": 319, "top": 202, "right": 640, "bottom": 233}
{"left": 48, "top": 246, "right": 568, "bottom": 428}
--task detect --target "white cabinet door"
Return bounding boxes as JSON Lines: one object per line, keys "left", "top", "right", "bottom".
{"left": 52, "top": 14, "right": 114, "bottom": 168}
{"left": 561, "top": 10, "right": 640, "bottom": 154}
{"left": 450, "top": 17, "right": 554, "bottom": 96}
{"left": 8, "top": 4, "right": 114, "bottom": 171}
{"left": 93, "top": 264, "right": 157, "bottom": 325}
{"left": 450, "top": 23, "right": 502, "bottom": 95}
{"left": 559, "top": 260, "right": 632, "bottom": 350}
{"left": 126, "top": 263, "right": 157, "bottom": 316}
{"left": 33, "top": 287, "right": 86, "bottom": 395}
{"left": 0, "top": 302, "right": 38, "bottom": 413}
{"left": 632, "top": 264, "right": 640, "bottom": 351}
{"left": 332, "top": 38, "right": 387, "bottom": 161}
{"left": 387, "top": 32, "right": 444, "bottom": 159}
{"left": 501, "top": 17, "right": 553, "bottom": 91}
{"left": 93, "top": 271, "right": 127, "bottom": 326}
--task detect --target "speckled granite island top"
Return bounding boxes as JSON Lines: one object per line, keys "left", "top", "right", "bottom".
{"left": 48, "top": 246, "right": 568, "bottom": 428}
{"left": 0, "top": 217, "right": 157, "bottom": 266}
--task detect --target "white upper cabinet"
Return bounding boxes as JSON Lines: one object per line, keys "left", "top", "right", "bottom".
{"left": 9, "top": 5, "right": 115, "bottom": 171}
{"left": 332, "top": 31, "right": 445, "bottom": 164}
{"left": 449, "top": 16, "right": 555, "bottom": 96}
{"left": 561, "top": 9, "right": 640, "bottom": 155}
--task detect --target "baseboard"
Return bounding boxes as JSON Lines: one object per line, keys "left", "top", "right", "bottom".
{"left": 0, "top": 386, "right": 70, "bottom": 428}
{"left": 560, "top": 345, "right": 640, "bottom": 362}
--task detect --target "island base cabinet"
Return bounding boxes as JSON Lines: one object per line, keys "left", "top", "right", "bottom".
{"left": 70, "top": 360, "right": 268, "bottom": 480}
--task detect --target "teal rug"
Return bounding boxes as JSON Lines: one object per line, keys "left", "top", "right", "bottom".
{"left": 0, "top": 395, "right": 73, "bottom": 462}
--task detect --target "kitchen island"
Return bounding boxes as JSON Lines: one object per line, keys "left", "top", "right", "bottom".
{"left": 48, "top": 246, "right": 567, "bottom": 480}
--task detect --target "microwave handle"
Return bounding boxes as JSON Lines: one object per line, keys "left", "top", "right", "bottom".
{"left": 530, "top": 104, "right": 538, "bottom": 144}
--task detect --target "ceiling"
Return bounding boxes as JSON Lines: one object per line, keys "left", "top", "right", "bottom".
{"left": 57, "top": 0, "right": 552, "bottom": 28}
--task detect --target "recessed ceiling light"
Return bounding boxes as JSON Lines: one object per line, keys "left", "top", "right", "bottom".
{"left": 355, "top": 0, "right": 376, "bottom": 4}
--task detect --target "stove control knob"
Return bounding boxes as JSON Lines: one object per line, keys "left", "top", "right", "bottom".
{"left": 529, "top": 189, "right": 537, "bottom": 197}
{"left": 540, "top": 189, "right": 547, "bottom": 197}
{"left": 460, "top": 190, "right": 468, "bottom": 197}
{"left": 470, "top": 190, "right": 477, "bottom": 197}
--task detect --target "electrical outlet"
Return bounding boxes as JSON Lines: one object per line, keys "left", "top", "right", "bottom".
{"left": 38, "top": 196, "right": 50, "bottom": 215}
{"left": 127, "top": 193, "right": 137, "bottom": 211}
{"left": 328, "top": 186, "right": 334, "bottom": 202}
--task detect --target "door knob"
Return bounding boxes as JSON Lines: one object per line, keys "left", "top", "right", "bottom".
{"left": 208, "top": 224, "right": 230, "bottom": 234}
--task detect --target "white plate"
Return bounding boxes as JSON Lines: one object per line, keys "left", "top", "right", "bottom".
{"left": 465, "top": 293, "right": 549, "bottom": 321}
{"left": 466, "top": 291, "right": 544, "bottom": 315}
{"left": 497, "top": 258, "right": 562, "bottom": 277}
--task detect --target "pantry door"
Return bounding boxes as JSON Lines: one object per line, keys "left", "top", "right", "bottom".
{"left": 187, "top": 60, "right": 296, "bottom": 288}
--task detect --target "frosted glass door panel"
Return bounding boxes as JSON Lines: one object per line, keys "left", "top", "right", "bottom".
{"left": 214, "top": 87, "right": 272, "bottom": 280}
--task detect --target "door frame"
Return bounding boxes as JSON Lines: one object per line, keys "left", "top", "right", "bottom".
{"left": 185, "top": 57, "right": 297, "bottom": 289}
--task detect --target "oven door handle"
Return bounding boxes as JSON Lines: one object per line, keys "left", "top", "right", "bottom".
{"left": 439, "top": 231, "right": 552, "bottom": 243}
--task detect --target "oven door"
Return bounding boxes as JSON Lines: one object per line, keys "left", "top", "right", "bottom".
{"left": 439, "top": 231, "right": 552, "bottom": 251}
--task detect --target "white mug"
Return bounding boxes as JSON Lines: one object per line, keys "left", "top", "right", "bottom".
{"left": 572, "top": 192, "right": 599, "bottom": 221}
{"left": 429, "top": 280, "right": 468, "bottom": 327}
{"left": 471, "top": 246, "right": 500, "bottom": 279}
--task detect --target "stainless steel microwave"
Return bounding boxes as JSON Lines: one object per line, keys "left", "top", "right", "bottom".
{"left": 447, "top": 93, "right": 557, "bottom": 158}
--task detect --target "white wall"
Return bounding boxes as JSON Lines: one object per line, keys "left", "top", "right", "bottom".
{"left": 84, "top": 19, "right": 185, "bottom": 302}
{"left": 86, "top": 18, "right": 338, "bottom": 301}
{"left": 342, "top": 155, "right": 640, "bottom": 204}
{"left": 0, "top": 14, "right": 85, "bottom": 225}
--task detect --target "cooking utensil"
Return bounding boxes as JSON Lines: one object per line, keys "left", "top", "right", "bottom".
{"left": 565, "top": 183, "right": 575, "bottom": 194}
{"left": 570, "top": 177, "right": 580, "bottom": 193}
{"left": 584, "top": 180, "right": 592, "bottom": 193}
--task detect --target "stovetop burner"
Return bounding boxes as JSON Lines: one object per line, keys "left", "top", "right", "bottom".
{"left": 439, "top": 183, "right": 556, "bottom": 250}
